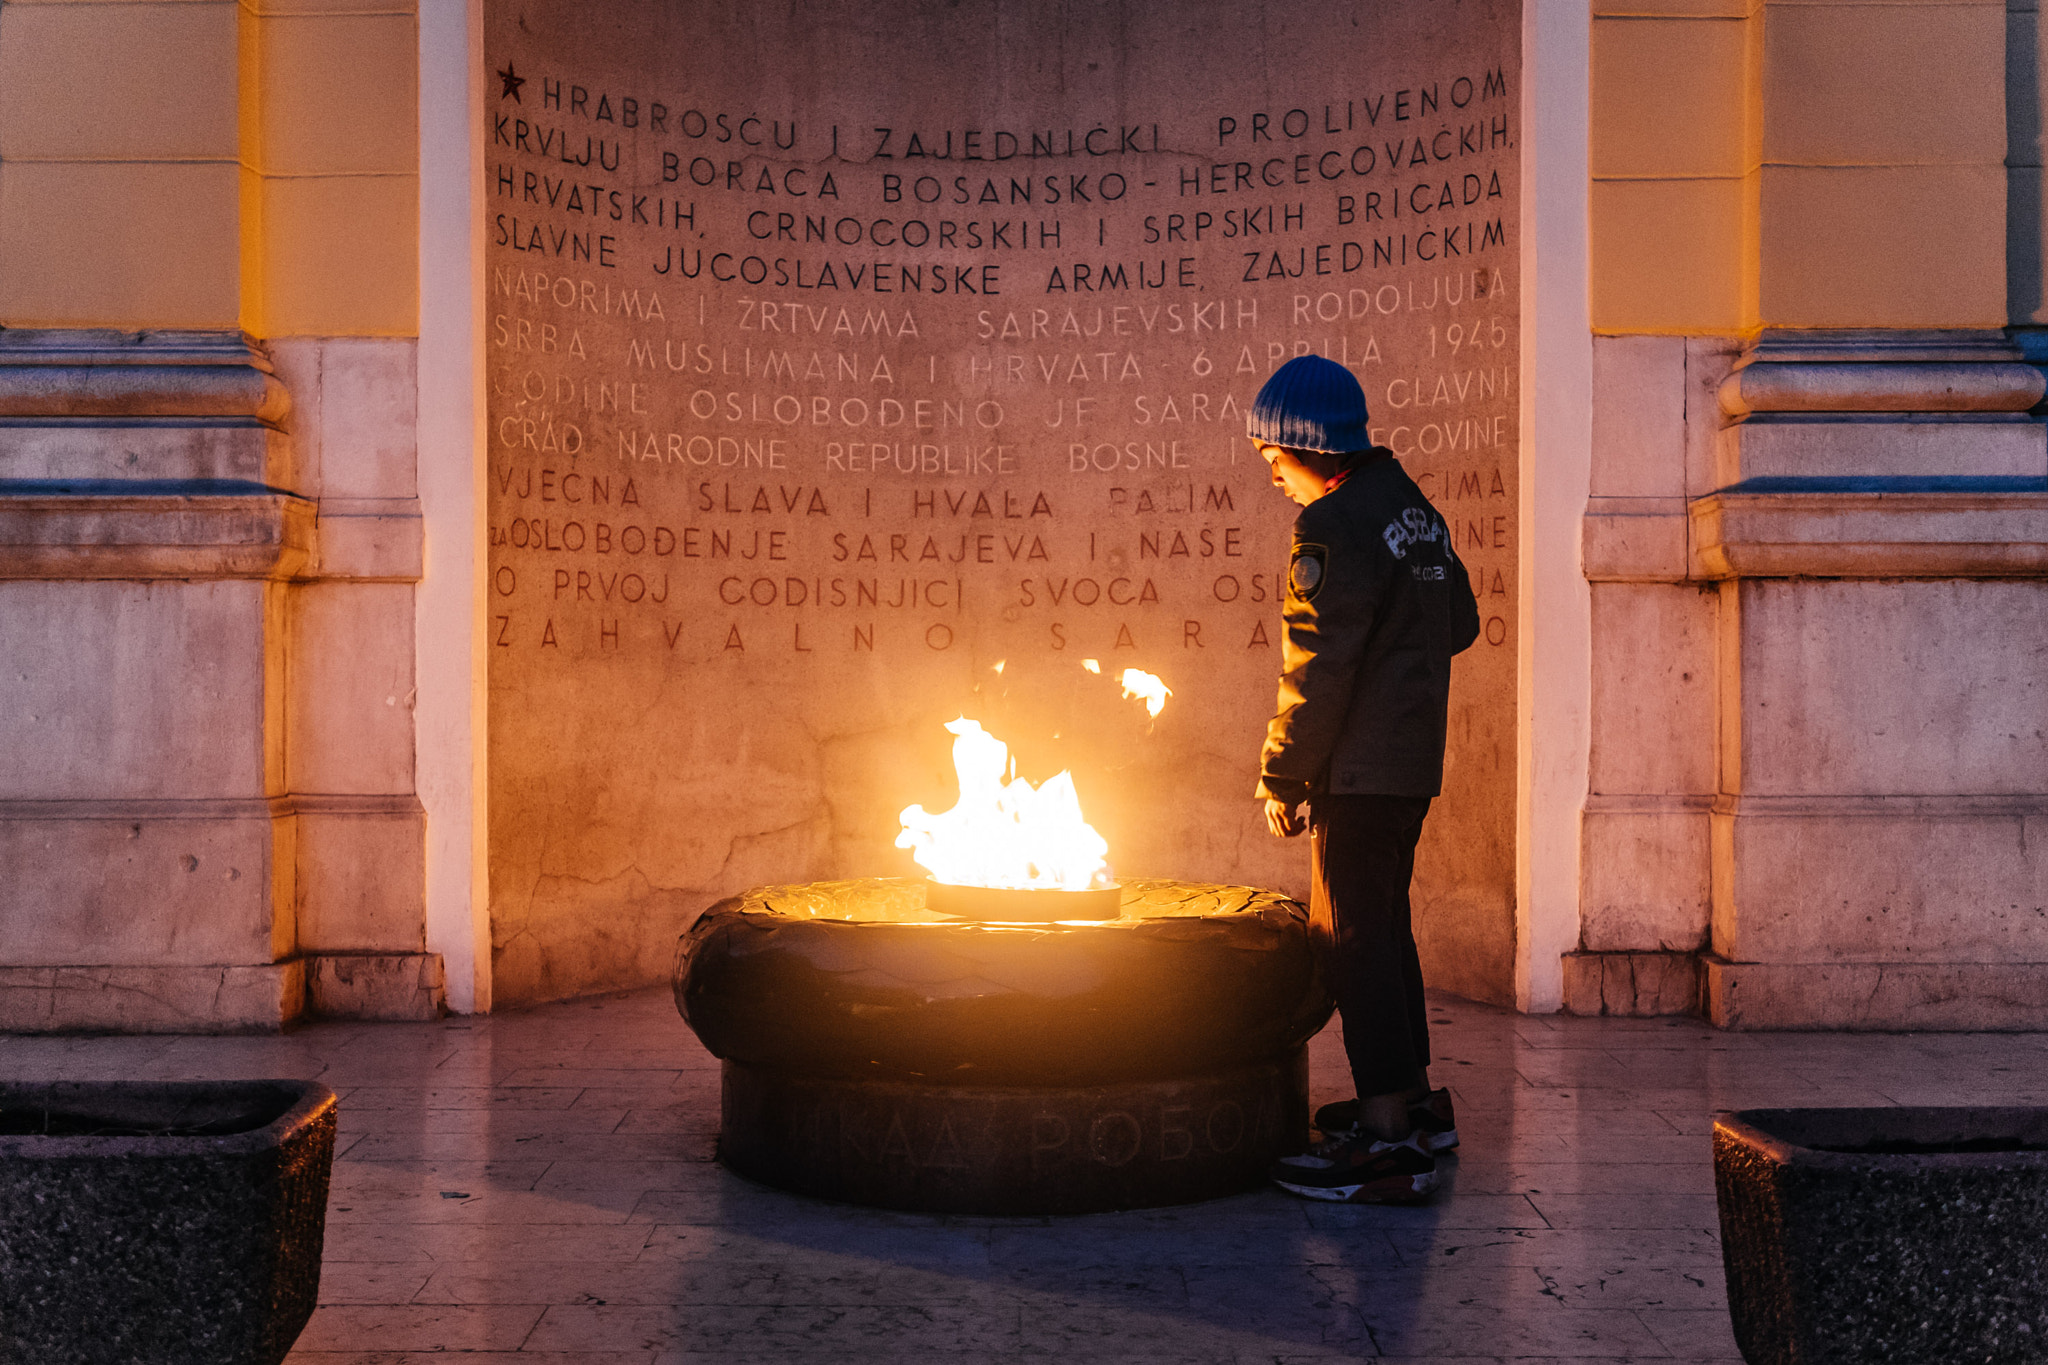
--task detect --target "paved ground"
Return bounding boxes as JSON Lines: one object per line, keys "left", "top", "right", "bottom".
{"left": 7, "top": 986, "right": 2044, "bottom": 1362}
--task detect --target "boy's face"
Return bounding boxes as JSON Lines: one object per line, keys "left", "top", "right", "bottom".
{"left": 1258, "top": 443, "right": 1334, "bottom": 506}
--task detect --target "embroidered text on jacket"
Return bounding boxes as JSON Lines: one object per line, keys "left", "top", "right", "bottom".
{"left": 1381, "top": 506, "right": 1447, "bottom": 560}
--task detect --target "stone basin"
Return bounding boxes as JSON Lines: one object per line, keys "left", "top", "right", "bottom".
{"left": 675, "top": 878, "right": 1332, "bottom": 1214}
{"left": 0, "top": 1078, "right": 337, "bottom": 1365}
{"left": 1713, "top": 1106, "right": 2048, "bottom": 1365}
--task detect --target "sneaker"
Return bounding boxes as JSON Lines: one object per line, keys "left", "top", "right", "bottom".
{"left": 1269, "top": 1133, "right": 1439, "bottom": 1204}
{"left": 1409, "top": 1088, "right": 1460, "bottom": 1152}
{"left": 1310, "top": 1097, "right": 1358, "bottom": 1140}
{"left": 1313, "top": 1089, "right": 1460, "bottom": 1152}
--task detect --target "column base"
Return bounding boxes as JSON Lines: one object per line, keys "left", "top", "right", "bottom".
{"left": 306, "top": 952, "right": 446, "bottom": 1021}
{"left": 1705, "top": 957, "right": 2048, "bottom": 1030}
{"left": 1562, "top": 950, "right": 1702, "bottom": 1017}
{"left": 0, "top": 962, "right": 305, "bottom": 1033}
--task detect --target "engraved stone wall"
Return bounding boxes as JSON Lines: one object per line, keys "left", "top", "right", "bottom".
{"left": 484, "top": 0, "right": 1521, "bottom": 1004}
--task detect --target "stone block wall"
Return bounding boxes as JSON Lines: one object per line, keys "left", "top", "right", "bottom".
{"left": 1573, "top": 335, "right": 1729, "bottom": 1017}
{"left": 1576, "top": 0, "right": 2048, "bottom": 1026}
{"left": 0, "top": 332, "right": 441, "bottom": 1030}
{"left": 0, "top": 0, "right": 440, "bottom": 1030}
{"left": 1578, "top": 330, "right": 2048, "bottom": 1026}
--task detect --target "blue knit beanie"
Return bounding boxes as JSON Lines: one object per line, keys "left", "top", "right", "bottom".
{"left": 1246, "top": 355, "right": 1370, "bottom": 454}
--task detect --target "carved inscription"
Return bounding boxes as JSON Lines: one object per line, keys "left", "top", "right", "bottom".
{"left": 484, "top": 0, "right": 1522, "bottom": 1003}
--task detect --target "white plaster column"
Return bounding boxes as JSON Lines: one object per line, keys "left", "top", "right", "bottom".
{"left": 416, "top": 0, "right": 491, "bottom": 1013}
{"left": 1516, "top": 0, "right": 1594, "bottom": 1013}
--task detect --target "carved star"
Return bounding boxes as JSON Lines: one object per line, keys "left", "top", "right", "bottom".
{"left": 498, "top": 63, "right": 526, "bottom": 102}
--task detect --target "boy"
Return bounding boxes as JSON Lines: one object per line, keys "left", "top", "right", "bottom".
{"left": 1248, "top": 355, "right": 1480, "bottom": 1204}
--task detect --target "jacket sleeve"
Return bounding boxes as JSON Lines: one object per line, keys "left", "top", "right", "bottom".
{"left": 1256, "top": 513, "right": 1385, "bottom": 803}
{"left": 1448, "top": 539, "right": 1481, "bottom": 655}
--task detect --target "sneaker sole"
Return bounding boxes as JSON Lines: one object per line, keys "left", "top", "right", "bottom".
{"left": 1314, "top": 1127, "right": 1459, "bottom": 1153}
{"left": 1273, "top": 1171, "right": 1439, "bottom": 1205}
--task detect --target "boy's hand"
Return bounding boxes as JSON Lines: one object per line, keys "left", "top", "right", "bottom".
{"left": 1264, "top": 798, "right": 1306, "bottom": 838}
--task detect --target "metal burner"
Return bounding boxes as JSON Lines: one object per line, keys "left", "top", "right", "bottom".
{"left": 922, "top": 880, "right": 1122, "bottom": 922}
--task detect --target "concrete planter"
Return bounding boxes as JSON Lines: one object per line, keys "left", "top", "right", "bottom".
{"left": 1713, "top": 1107, "right": 2048, "bottom": 1365}
{"left": 0, "top": 1079, "right": 337, "bottom": 1365}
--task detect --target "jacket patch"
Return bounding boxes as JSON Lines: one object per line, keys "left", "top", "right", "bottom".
{"left": 1381, "top": 507, "right": 1448, "bottom": 560}
{"left": 1289, "top": 543, "right": 1328, "bottom": 600}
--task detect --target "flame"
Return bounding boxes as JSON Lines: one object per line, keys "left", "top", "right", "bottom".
{"left": 896, "top": 718, "right": 1112, "bottom": 891}
{"left": 1119, "top": 668, "right": 1172, "bottom": 718}
{"left": 1081, "top": 659, "right": 1101, "bottom": 674}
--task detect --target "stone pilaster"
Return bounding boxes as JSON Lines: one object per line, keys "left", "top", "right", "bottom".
{"left": 1697, "top": 329, "right": 2048, "bottom": 1029}
{"left": 0, "top": 329, "right": 441, "bottom": 1030}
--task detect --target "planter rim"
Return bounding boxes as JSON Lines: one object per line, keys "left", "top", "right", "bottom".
{"left": 1715, "top": 1105, "right": 2048, "bottom": 1171}
{"left": 0, "top": 1078, "right": 336, "bottom": 1159}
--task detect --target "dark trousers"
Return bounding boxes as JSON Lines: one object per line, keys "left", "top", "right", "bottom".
{"left": 1308, "top": 793, "right": 1433, "bottom": 1100}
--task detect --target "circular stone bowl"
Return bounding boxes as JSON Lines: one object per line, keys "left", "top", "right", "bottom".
{"left": 674, "top": 877, "right": 1333, "bottom": 1214}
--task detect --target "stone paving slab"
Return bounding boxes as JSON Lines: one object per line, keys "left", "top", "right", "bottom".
{"left": 5, "top": 985, "right": 2042, "bottom": 1359}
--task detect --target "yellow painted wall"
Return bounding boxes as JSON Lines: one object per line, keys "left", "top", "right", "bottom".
{"left": 0, "top": 2, "right": 2023, "bottom": 337}
{"left": 1591, "top": 0, "right": 1761, "bottom": 333}
{"left": 1594, "top": 0, "right": 2012, "bottom": 334}
{"left": 2010, "top": 0, "right": 2048, "bottom": 323}
{"left": 0, "top": 0, "right": 418, "bottom": 337}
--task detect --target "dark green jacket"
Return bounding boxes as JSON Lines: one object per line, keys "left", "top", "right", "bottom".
{"left": 1256, "top": 450, "right": 1481, "bottom": 802}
